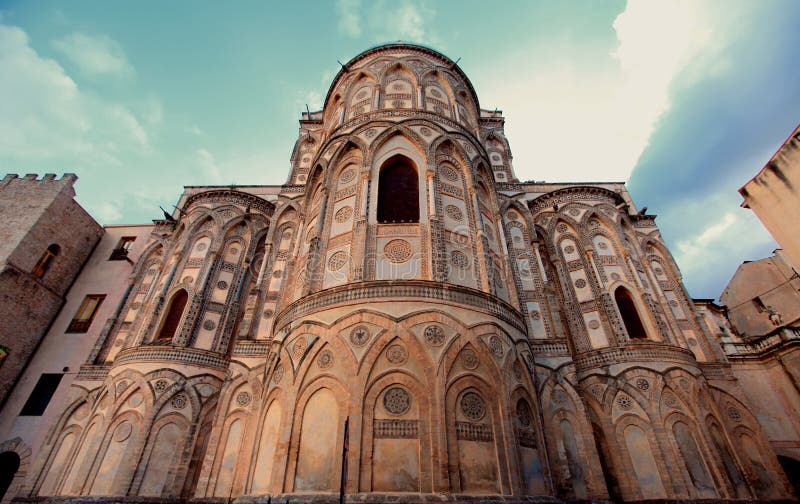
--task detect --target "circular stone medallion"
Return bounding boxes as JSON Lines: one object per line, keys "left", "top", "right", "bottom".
{"left": 334, "top": 206, "right": 353, "bottom": 223}
{"left": 349, "top": 325, "right": 370, "bottom": 346}
{"left": 386, "top": 344, "right": 408, "bottom": 364}
{"left": 171, "top": 394, "right": 188, "bottom": 410}
{"left": 460, "top": 392, "right": 486, "bottom": 421}
{"left": 489, "top": 335, "right": 504, "bottom": 357}
{"left": 440, "top": 165, "right": 458, "bottom": 181}
{"left": 236, "top": 392, "right": 251, "bottom": 406}
{"left": 461, "top": 348, "right": 479, "bottom": 370}
{"left": 384, "top": 239, "right": 412, "bottom": 263}
{"left": 328, "top": 251, "right": 348, "bottom": 271}
{"left": 424, "top": 325, "right": 445, "bottom": 347}
{"left": 616, "top": 395, "right": 633, "bottom": 410}
{"left": 383, "top": 387, "right": 411, "bottom": 415}
{"left": 154, "top": 379, "right": 168, "bottom": 392}
{"left": 317, "top": 349, "right": 334, "bottom": 369}
{"left": 445, "top": 205, "right": 463, "bottom": 221}
{"left": 451, "top": 250, "right": 468, "bottom": 269}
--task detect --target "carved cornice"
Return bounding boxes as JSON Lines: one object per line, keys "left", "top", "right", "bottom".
{"left": 574, "top": 342, "right": 697, "bottom": 371}
{"left": 280, "top": 185, "right": 306, "bottom": 194}
{"left": 184, "top": 189, "right": 275, "bottom": 216}
{"left": 112, "top": 345, "right": 229, "bottom": 371}
{"left": 274, "top": 280, "right": 526, "bottom": 334}
{"left": 528, "top": 186, "right": 625, "bottom": 214}
{"left": 232, "top": 340, "right": 271, "bottom": 356}
{"left": 528, "top": 340, "right": 570, "bottom": 356}
{"left": 334, "top": 109, "right": 473, "bottom": 140}
{"left": 76, "top": 364, "right": 111, "bottom": 381}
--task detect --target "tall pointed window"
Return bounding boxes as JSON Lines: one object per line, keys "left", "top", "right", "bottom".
{"left": 614, "top": 287, "right": 648, "bottom": 339}
{"left": 32, "top": 244, "right": 60, "bottom": 279}
{"left": 377, "top": 155, "right": 419, "bottom": 223}
{"left": 158, "top": 289, "right": 188, "bottom": 341}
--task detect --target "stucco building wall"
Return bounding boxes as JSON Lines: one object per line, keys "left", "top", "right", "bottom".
{"left": 740, "top": 124, "right": 800, "bottom": 271}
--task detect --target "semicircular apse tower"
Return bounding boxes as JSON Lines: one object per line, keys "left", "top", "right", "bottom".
{"left": 27, "top": 42, "right": 793, "bottom": 503}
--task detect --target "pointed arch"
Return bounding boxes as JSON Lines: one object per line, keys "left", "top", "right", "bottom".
{"left": 614, "top": 286, "right": 648, "bottom": 339}
{"left": 157, "top": 289, "right": 189, "bottom": 341}
{"left": 377, "top": 155, "right": 419, "bottom": 223}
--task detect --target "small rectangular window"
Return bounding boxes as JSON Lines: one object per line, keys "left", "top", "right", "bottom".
{"left": 752, "top": 297, "right": 767, "bottom": 312}
{"left": 66, "top": 295, "right": 105, "bottom": 333}
{"left": 109, "top": 236, "right": 136, "bottom": 261}
{"left": 20, "top": 373, "right": 64, "bottom": 416}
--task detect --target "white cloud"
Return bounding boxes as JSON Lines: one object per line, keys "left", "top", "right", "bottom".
{"left": 673, "top": 210, "right": 775, "bottom": 298}
{"left": 93, "top": 201, "right": 123, "bottom": 222}
{"left": 366, "top": 0, "right": 436, "bottom": 44}
{"left": 0, "top": 23, "right": 152, "bottom": 164}
{"left": 336, "top": 0, "right": 362, "bottom": 37}
{"left": 187, "top": 124, "right": 204, "bottom": 136}
{"left": 52, "top": 32, "right": 134, "bottom": 78}
{"left": 196, "top": 148, "right": 223, "bottom": 183}
{"left": 334, "top": 0, "right": 437, "bottom": 45}
{"left": 477, "top": 0, "right": 729, "bottom": 183}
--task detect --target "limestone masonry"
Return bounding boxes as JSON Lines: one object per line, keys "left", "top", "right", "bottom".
{"left": 0, "top": 43, "right": 798, "bottom": 503}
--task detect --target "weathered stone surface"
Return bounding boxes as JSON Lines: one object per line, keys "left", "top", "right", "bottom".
{"left": 1, "top": 42, "right": 797, "bottom": 504}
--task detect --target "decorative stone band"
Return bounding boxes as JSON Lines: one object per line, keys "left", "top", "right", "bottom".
{"left": 232, "top": 340, "right": 271, "bottom": 356}
{"left": 574, "top": 342, "right": 697, "bottom": 372}
{"left": 280, "top": 185, "right": 306, "bottom": 193}
{"left": 113, "top": 345, "right": 229, "bottom": 371}
{"left": 723, "top": 329, "right": 800, "bottom": 358}
{"left": 698, "top": 363, "right": 735, "bottom": 379}
{"left": 76, "top": 364, "right": 112, "bottom": 381}
{"left": 152, "top": 219, "right": 176, "bottom": 232}
{"left": 331, "top": 109, "right": 476, "bottom": 143}
{"left": 183, "top": 189, "right": 275, "bottom": 216}
{"left": 374, "top": 419, "right": 419, "bottom": 439}
{"left": 528, "top": 186, "right": 625, "bottom": 214}
{"left": 274, "top": 280, "right": 526, "bottom": 334}
{"left": 455, "top": 421, "right": 494, "bottom": 442}
{"left": 528, "top": 340, "right": 570, "bottom": 356}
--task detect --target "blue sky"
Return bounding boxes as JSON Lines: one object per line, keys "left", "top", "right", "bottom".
{"left": 1, "top": 0, "right": 799, "bottom": 300}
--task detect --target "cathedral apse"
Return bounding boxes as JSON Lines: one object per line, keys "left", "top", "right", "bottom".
{"left": 10, "top": 42, "right": 795, "bottom": 503}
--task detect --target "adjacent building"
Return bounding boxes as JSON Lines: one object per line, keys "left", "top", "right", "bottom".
{"left": 0, "top": 43, "right": 796, "bottom": 503}
{"left": 740, "top": 123, "right": 800, "bottom": 270}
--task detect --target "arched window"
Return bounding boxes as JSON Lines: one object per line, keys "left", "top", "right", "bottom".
{"left": 32, "top": 244, "right": 60, "bottom": 279}
{"left": 614, "top": 287, "right": 647, "bottom": 339}
{"left": 377, "top": 155, "right": 419, "bottom": 223}
{"left": 158, "top": 289, "right": 188, "bottom": 341}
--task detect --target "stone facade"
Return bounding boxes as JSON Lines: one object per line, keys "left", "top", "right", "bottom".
{"left": 0, "top": 173, "right": 103, "bottom": 408}
{"left": 1, "top": 43, "right": 797, "bottom": 503}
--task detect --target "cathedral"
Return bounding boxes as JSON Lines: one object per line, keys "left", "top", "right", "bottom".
{"left": 0, "top": 42, "right": 797, "bottom": 503}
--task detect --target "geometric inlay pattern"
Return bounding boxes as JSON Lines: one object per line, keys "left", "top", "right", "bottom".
{"left": 461, "top": 392, "right": 486, "bottom": 421}
{"left": 383, "top": 387, "right": 411, "bottom": 415}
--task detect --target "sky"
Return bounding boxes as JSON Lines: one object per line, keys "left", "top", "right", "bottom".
{"left": 1, "top": 0, "right": 799, "bottom": 300}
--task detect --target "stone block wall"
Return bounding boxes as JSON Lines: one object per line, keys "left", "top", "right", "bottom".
{"left": 0, "top": 174, "right": 102, "bottom": 407}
